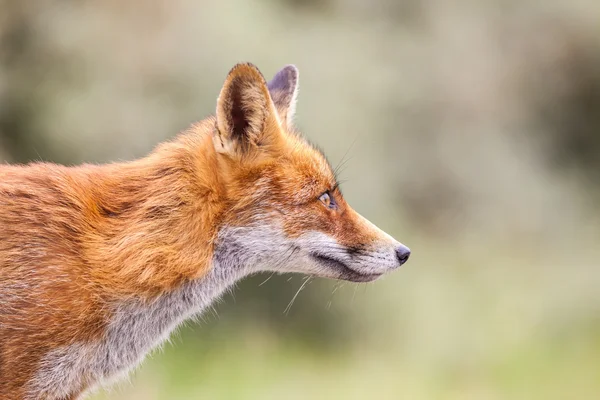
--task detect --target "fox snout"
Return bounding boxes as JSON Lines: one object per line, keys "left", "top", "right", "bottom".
{"left": 302, "top": 231, "right": 410, "bottom": 283}
{"left": 285, "top": 210, "right": 411, "bottom": 283}
{"left": 332, "top": 210, "right": 411, "bottom": 281}
{"left": 330, "top": 239, "right": 411, "bottom": 283}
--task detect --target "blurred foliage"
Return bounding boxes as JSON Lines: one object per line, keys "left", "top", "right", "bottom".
{"left": 533, "top": 37, "right": 600, "bottom": 180}
{"left": 1, "top": 0, "right": 600, "bottom": 398}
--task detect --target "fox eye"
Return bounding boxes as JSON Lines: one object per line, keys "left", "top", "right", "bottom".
{"left": 319, "top": 192, "right": 337, "bottom": 210}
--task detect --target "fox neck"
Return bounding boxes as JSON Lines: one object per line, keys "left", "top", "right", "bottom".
{"left": 84, "top": 121, "right": 227, "bottom": 297}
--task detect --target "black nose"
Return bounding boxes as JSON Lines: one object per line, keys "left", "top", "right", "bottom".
{"left": 395, "top": 245, "right": 411, "bottom": 266}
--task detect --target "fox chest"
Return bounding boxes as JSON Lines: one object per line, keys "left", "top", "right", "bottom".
{"left": 28, "top": 268, "right": 237, "bottom": 400}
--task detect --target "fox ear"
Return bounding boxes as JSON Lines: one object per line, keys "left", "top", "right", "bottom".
{"left": 267, "top": 65, "right": 299, "bottom": 129}
{"left": 215, "top": 63, "right": 278, "bottom": 157}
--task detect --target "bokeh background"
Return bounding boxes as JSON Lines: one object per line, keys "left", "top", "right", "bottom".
{"left": 2, "top": 1, "right": 600, "bottom": 399}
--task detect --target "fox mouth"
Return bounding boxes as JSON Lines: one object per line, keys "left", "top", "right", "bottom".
{"left": 310, "top": 253, "right": 382, "bottom": 283}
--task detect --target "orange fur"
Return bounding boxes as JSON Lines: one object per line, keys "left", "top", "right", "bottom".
{"left": 0, "top": 63, "right": 407, "bottom": 399}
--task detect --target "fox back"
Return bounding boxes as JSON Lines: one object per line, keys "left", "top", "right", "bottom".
{"left": 0, "top": 63, "right": 410, "bottom": 400}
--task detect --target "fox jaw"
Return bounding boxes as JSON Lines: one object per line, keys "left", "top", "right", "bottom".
{"left": 212, "top": 63, "right": 410, "bottom": 283}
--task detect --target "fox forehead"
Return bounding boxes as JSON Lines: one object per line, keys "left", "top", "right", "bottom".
{"left": 276, "top": 135, "right": 337, "bottom": 201}
{"left": 223, "top": 129, "right": 337, "bottom": 204}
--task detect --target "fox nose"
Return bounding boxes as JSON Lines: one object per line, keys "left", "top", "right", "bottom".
{"left": 395, "top": 245, "right": 411, "bottom": 266}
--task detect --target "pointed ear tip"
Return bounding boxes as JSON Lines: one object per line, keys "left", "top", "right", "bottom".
{"left": 282, "top": 64, "right": 299, "bottom": 77}
{"left": 226, "top": 62, "right": 266, "bottom": 83}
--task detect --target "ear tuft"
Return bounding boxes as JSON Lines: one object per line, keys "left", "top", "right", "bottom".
{"left": 267, "top": 65, "right": 299, "bottom": 129}
{"left": 215, "top": 63, "right": 273, "bottom": 156}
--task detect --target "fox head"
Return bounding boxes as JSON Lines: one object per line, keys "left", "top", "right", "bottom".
{"left": 210, "top": 63, "right": 410, "bottom": 283}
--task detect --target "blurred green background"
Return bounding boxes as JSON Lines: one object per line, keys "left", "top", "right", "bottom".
{"left": 2, "top": 0, "right": 600, "bottom": 399}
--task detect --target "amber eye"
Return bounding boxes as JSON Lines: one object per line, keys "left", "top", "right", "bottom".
{"left": 319, "top": 191, "right": 337, "bottom": 210}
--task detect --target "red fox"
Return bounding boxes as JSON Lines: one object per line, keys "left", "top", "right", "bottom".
{"left": 0, "top": 63, "right": 410, "bottom": 399}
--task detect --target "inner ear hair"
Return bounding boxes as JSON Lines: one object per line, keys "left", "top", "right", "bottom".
{"left": 215, "top": 63, "right": 273, "bottom": 155}
{"left": 225, "top": 76, "right": 268, "bottom": 144}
